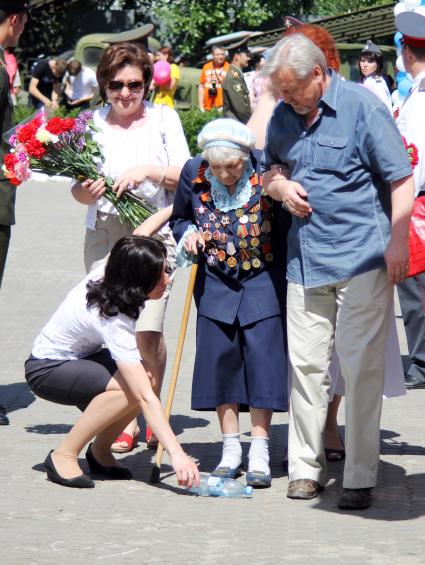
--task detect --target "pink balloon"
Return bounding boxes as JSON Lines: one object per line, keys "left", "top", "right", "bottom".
{"left": 153, "top": 61, "right": 171, "bottom": 85}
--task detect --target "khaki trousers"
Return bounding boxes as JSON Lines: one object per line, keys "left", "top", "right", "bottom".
{"left": 287, "top": 268, "right": 392, "bottom": 489}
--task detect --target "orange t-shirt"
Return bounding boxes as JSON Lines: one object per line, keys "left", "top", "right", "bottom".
{"left": 200, "top": 61, "right": 230, "bottom": 110}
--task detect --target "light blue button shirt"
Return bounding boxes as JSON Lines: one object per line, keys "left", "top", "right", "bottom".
{"left": 262, "top": 71, "right": 412, "bottom": 289}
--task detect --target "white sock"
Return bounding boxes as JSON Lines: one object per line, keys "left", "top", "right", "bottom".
{"left": 216, "top": 433, "right": 242, "bottom": 470}
{"left": 248, "top": 437, "right": 270, "bottom": 475}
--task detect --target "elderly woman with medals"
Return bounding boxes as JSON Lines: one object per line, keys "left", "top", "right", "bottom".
{"left": 170, "top": 119, "right": 289, "bottom": 488}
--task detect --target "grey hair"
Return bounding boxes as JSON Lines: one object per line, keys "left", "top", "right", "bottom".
{"left": 262, "top": 34, "right": 327, "bottom": 79}
{"left": 202, "top": 146, "right": 249, "bottom": 163}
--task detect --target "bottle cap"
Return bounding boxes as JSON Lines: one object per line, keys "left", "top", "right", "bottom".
{"left": 245, "top": 485, "right": 253, "bottom": 497}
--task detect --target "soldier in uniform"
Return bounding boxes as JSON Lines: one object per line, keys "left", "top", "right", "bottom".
{"left": 222, "top": 37, "right": 252, "bottom": 124}
{"left": 171, "top": 119, "right": 289, "bottom": 488}
{"left": 90, "top": 24, "right": 154, "bottom": 109}
{"left": 395, "top": 11, "right": 425, "bottom": 389}
{"left": 0, "top": 0, "right": 30, "bottom": 425}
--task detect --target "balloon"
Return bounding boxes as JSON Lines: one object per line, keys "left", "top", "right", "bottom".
{"left": 415, "top": 5, "right": 425, "bottom": 14}
{"left": 404, "top": 0, "right": 421, "bottom": 10}
{"left": 396, "top": 47, "right": 402, "bottom": 57}
{"left": 394, "top": 1, "right": 406, "bottom": 15}
{"left": 394, "top": 31, "right": 403, "bottom": 47}
{"left": 153, "top": 61, "right": 171, "bottom": 86}
{"left": 398, "top": 77, "right": 412, "bottom": 98}
{"left": 396, "top": 55, "right": 406, "bottom": 72}
{"left": 396, "top": 71, "right": 407, "bottom": 83}
{"left": 422, "top": 0, "right": 425, "bottom": 5}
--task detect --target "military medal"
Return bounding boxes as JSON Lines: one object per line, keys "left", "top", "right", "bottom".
{"left": 215, "top": 222, "right": 221, "bottom": 229}
{"left": 209, "top": 213, "right": 216, "bottom": 222}
{"left": 227, "top": 256, "right": 237, "bottom": 268}
{"left": 213, "top": 230, "right": 221, "bottom": 240}
{"left": 239, "top": 239, "right": 248, "bottom": 249}
{"left": 226, "top": 241, "right": 237, "bottom": 256}
{"left": 207, "top": 255, "right": 217, "bottom": 266}
{"left": 220, "top": 233, "right": 227, "bottom": 244}
{"left": 235, "top": 209, "right": 244, "bottom": 218}
{"left": 237, "top": 224, "right": 248, "bottom": 238}
{"left": 265, "top": 252, "right": 274, "bottom": 262}
{"left": 249, "top": 203, "right": 260, "bottom": 213}
{"left": 242, "top": 260, "right": 251, "bottom": 271}
{"left": 249, "top": 214, "right": 258, "bottom": 223}
{"left": 221, "top": 215, "right": 230, "bottom": 226}
{"left": 240, "top": 249, "right": 250, "bottom": 260}
{"left": 239, "top": 215, "right": 248, "bottom": 224}
{"left": 252, "top": 258, "right": 261, "bottom": 269}
{"left": 217, "top": 250, "right": 226, "bottom": 262}
{"left": 249, "top": 224, "right": 261, "bottom": 237}
{"left": 262, "top": 242, "right": 271, "bottom": 254}
{"left": 203, "top": 230, "right": 212, "bottom": 241}
{"left": 250, "top": 237, "right": 260, "bottom": 247}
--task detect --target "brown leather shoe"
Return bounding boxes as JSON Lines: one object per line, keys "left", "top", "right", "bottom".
{"left": 338, "top": 488, "right": 372, "bottom": 510}
{"left": 287, "top": 479, "right": 324, "bottom": 500}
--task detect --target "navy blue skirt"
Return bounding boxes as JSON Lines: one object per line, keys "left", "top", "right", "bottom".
{"left": 192, "top": 315, "right": 288, "bottom": 412}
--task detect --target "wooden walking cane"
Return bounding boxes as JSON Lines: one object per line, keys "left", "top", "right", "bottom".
{"left": 150, "top": 247, "right": 201, "bottom": 483}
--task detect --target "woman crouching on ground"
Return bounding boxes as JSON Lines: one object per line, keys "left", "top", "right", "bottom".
{"left": 24, "top": 236, "right": 199, "bottom": 489}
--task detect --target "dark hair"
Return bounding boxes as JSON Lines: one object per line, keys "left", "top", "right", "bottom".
{"left": 405, "top": 43, "right": 425, "bottom": 62}
{"left": 359, "top": 51, "right": 384, "bottom": 78}
{"left": 158, "top": 46, "right": 174, "bottom": 63}
{"left": 54, "top": 59, "right": 69, "bottom": 77}
{"left": 0, "top": 8, "right": 28, "bottom": 25}
{"left": 67, "top": 59, "right": 82, "bottom": 76}
{"left": 97, "top": 43, "right": 153, "bottom": 102}
{"left": 86, "top": 235, "right": 166, "bottom": 320}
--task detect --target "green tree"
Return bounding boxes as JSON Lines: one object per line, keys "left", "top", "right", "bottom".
{"left": 151, "top": 0, "right": 315, "bottom": 59}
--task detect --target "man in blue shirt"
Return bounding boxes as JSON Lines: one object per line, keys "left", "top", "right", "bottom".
{"left": 262, "top": 33, "right": 414, "bottom": 510}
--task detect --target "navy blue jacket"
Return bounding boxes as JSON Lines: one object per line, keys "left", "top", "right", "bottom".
{"left": 170, "top": 150, "right": 290, "bottom": 327}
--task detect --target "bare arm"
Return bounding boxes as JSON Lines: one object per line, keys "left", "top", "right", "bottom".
{"left": 133, "top": 205, "right": 173, "bottom": 236}
{"left": 29, "top": 77, "right": 53, "bottom": 107}
{"left": 263, "top": 166, "right": 312, "bottom": 217}
{"left": 71, "top": 178, "right": 106, "bottom": 205}
{"left": 198, "top": 84, "right": 204, "bottom": 111}
{"left": 384, "top": 174, "right": 415, "bottom": 284}
{"left": 117, "top": 360, "right": 200, "bottom": 487}
{"left": 247, "top": 79, "right": 279, "bottom": 150}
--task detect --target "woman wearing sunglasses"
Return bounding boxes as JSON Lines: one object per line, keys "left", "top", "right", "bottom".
{"left": 71, "top": 43, "right": 190, "bottom": 454}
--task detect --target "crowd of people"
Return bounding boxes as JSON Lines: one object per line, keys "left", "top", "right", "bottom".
{"left": 0, "top": 0, "right": 424, "bottom": 512}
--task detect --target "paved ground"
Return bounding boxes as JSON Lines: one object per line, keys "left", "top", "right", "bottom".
{"left": 1, "top": 180, "right": 425, "bottom": 565}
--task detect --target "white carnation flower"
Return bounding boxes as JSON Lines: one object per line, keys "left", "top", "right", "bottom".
{"left": 35, "top": 128, "right": 59, "bottom": 144}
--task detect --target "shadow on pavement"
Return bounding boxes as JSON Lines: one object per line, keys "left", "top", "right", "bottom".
{"left": 25, "top": 423, "right": 73, "bottom": 435}
{"left": 137, "top": 413, "right": 210, "bottom": 438}
{"left": 0, "top": 382, "right": 35, "bottom": 413}
{"left": 311, "top": 428, "right": 425, "bottom": 520}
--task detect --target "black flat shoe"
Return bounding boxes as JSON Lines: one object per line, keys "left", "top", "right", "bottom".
{"left": 86, "top": 443, "right": 132, "bottom": 480}
{"left": 44, "top": 451, "right": 95, "bottom": 489}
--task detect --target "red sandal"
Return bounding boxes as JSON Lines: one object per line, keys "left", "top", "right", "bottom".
{"left": 111, "top": 430, "right": 140, "bottom": 454}
{"left": 146, "top": 425, "right": 159, "bottom": 449}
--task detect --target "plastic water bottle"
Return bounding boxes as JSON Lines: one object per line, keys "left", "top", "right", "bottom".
{"left": 188, "top": 473, "right": 253, "bottom": 498}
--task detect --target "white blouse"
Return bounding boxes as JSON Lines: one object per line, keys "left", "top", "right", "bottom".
{"left": 85, "top": 101, "right": 190, "bottom": 229}
{"left": 32, "top": 265, "right": 141, "bottom": 363}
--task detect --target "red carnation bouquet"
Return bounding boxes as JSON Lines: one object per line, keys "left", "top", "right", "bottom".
{"left": 2, "top": 111, "right": 156, "bottom": 228}
{"left": 402, "top": 136, "right": 419, "bottom": 169}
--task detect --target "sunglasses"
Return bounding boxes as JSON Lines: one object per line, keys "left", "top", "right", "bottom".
{"left": 107, "top": 80, "right": 145, "bottom": 92}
